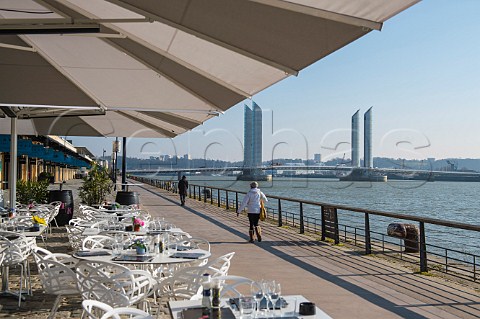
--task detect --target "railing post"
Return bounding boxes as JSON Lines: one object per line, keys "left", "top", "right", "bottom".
{"left": 210, "top": 188, "right": 213, "bottom": 205}
{"left": 299, "top": 202, "right": 304, "bottom": 234}
{"left": 203, "top": 186, "right": 207, "bottom": 203}
{"left": 365, "top": 213, "right": 372, "bottom": 254}
{"left": 193, "top": 185, "right": 196, "bottom": 200}
{"left": 278, "top": 198, "right": 282, "bottom": 227}
{"left": 235, "top": 192, "right": 239, "bottom": 212}
{"left": 226, "top": 191, "right": 229, "bottom": 210}
{"left": 321, "top": 206, "right": 326, "bottom": 241}
{"left": 198, "top": 186, "right": 202, "bottom": 202}
{"left": 189, "top": 185, "right": 192, "bottom": 198}
{"left": 419, "top": 221, "right": 428, "bottom": 273}
{"left": 217, "top": 189, "right": 221, "bottom": 207}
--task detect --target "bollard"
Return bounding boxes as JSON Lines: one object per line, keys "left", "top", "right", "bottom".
{"left": 387, "top": 223, "right": 420, "bottom": 253}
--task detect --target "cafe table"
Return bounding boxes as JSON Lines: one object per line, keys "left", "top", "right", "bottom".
{"left": 82, "top": 227, "right": 190, "bottom": 237}
{"left": 72, "top": 248, "right": 210, "bottom": 266}
{"left": 168, "top": 295, "right": 332, "bottom": 319}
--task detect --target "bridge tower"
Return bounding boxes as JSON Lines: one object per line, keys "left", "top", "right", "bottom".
{"left": 238, "top": 101, "right": 271, "bottom": 181}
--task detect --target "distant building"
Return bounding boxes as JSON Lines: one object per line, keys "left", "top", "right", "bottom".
{"left": 314, "top": 153, "right": 322, "bottom": 163}
{"left": 183, "top": 154, "right": 191, "bottom": 160}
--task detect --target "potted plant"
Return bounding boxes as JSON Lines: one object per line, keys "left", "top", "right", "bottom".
{"left": 130, "top": 238, "right": 147, "bottom": 255}
{"left": 79, "top": 163, "right": 113, "bottom": 206}
{"left": 132, "top": 217, "right": 145, "bottom": 232}
{"left": 32, "top": 215, "right": 47, "bottom": 231}
{"left": 16, "top": 179, "right": 49, "bottom": 204}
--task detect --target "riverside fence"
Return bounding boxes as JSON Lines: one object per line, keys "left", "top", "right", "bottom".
{"left": 132, "top": 176, "right": 480, "bottom": 282}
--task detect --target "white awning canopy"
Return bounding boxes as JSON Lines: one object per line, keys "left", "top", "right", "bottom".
{"left": 0, "top": 0, "right": 419, "bottom": 137}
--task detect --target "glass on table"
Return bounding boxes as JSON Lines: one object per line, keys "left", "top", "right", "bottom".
{"left": 251, "top": 282, "right": 264, "bottom": 318}
{"left": 239, "top": 296, "right": 255, "bottom": 318}
{"left": 269, "top": 282, "right": 281, "bottom": 317}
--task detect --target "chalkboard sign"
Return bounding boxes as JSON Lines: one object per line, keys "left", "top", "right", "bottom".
{"left": 321, "top": 206, "right": 339, "bottom": 243}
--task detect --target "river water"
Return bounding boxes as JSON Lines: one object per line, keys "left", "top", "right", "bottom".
{"left": 146, "top": 175, "right": 480, "bottom": 258}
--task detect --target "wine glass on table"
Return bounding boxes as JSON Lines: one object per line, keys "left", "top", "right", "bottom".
{"left": 251, "top": 282, "right": 264, "bottom": 318}
{"left": 269, "top": 282, "right": 281, "bottom": 317}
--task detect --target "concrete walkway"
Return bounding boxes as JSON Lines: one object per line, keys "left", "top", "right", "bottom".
{"left": 135, "top": 182, "right": 480, "bottom": 319}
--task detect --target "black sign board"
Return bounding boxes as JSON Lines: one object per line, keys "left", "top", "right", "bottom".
{"left": 321, "top": 206, "right": 339, "bottom": 244}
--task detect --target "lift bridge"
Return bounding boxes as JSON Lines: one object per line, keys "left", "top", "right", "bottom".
{"left": 127, "top": 165, "right": 480, "bottom": 182}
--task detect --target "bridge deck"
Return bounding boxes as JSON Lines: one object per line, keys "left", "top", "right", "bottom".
{"left": 137, "top": 182, "right": 480, "bottom": 319}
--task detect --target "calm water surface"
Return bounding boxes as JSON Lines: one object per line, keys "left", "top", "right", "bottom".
{"left": 147, "top": 175, "right": 480, "bottom": 256}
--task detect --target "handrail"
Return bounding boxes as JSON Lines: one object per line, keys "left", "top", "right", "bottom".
{"left": 184, "top": 183, "right": 480, "bottom": 233}
{"left": 131, "top": 176, "right": 480, "bottom": 282}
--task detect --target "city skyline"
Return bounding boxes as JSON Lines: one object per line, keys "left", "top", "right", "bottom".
{"left": 72, "top": 1, "right": 480, "bottom": 162}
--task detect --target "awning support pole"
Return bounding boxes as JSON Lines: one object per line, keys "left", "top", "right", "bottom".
{"left": 121, "top": 137, "right": 127, "bottom": 191}
{"left": 9, "top": 117, "right": 17, "bottom": 208}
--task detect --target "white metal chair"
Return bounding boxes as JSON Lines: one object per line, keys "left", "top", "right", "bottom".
{"left": 101, "top": 307, "right": 154, "bottom": 319}
{"left": 157, "top": 252, "right": 235, "bottom": 302}
{"left": 32, "top": 247, "right": 80, "bottom": 319}
{"left": 215, "top": 275, "right": 256, "bottom": 298}
{"left": 82, "top": 235, "right": 115, "bottom": 250}
{"left": 66, "top": 224, "right": 86, "bottom": 251}
{"left": 76, "top": 260, "right": 154, "bottom": 309}
{"left": 82, "top": 299, "right": 114, "bottom": 319}
{"left": 0, "top": 234, "right": 36, "bottom": 307}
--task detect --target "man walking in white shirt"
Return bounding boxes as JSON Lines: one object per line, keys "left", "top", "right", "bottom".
{"left": 237, "top": 182, "right": 268, "bottom": 243}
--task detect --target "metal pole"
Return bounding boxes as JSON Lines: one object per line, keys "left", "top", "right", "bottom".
{"left": 9, "top": 117, "right": 17, "bottom": 208}
{"left": 419, "top": 221, "right": 428, "bottom": 272}
{"left": 299, "top": 202, "right": 304, "bottom": 234}
{"left": 235, "top": 192, "right": 238, "bottom": 212}
{"left": 114, "top": 137, "right": 119, "bottom": 186}
{"left": 121, "top": 137, "right": 127, "bottom": 191}
{"left": 278, "top": 198, "right": 282, "bottom": 226}
{"left": 217, "top": 189, "right": 221, "bottom": 207}
{"left": 365, "top": 213, "right": 372, "bottom": 254}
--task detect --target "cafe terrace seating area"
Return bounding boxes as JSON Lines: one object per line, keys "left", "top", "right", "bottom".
{"left": 0, "top": 193, "right": 320, "bottom": 319}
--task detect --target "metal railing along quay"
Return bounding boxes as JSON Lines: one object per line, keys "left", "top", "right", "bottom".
{"left": 132, "top": 176, "right": 480, "bottom": 282}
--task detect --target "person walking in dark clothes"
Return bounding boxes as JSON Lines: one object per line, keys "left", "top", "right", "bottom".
{"left": 178, "top": 175, "right": 188, "bottom": 206}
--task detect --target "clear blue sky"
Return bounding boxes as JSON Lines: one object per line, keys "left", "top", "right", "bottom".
{"left": 72, "top": 0, "right": 480, "bottom": 162}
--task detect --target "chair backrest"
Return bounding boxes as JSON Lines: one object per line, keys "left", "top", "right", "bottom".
{"left": 100, "top": 307, "right": 154, "bottom": 319}
{"left": 204, "top": 252, "right": 235, "bottom": 277}
{"left": 0, "top": 235, "right": 34, "bottom": 266}
{"left": 82, "top": 299, "right": 114, "bottom": 319}
{"left": 76, "top": 260, "right": 152, "bottom": 308}
{"left": 214, "top": 275, "right": 256, "bottom": 298}
{"left": 66, "top": 224, "right": 86, "bottom": 251}
{"left": 157, "top": 266, "right": 206, "bottom": 300}
{"left": 82, "top": 235, "right": 115, "bottom": 250}
{"left": 33, "top": 247, "right": 79, "bottom": 295}
{"left": 175, "top": 237, "right": 211, "bottom": 252}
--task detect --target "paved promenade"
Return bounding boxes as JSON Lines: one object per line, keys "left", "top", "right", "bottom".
{"left": 1, "top": 180, "right": 479, "bottom": 318}
{"left": 136, "top": 182, "right": 480, "bottom": 319}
